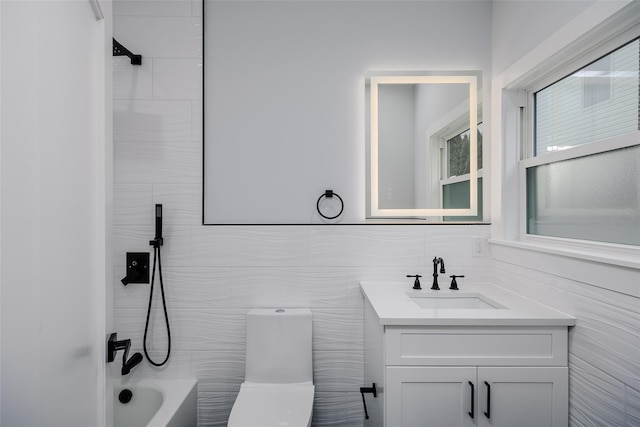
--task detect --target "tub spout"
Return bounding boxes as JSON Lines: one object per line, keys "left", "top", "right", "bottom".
{"left": 108, "top": 333, "right": 143, "bottom": 375}
{"left": 122, "top": 352, "right": 143, "bottom": 375}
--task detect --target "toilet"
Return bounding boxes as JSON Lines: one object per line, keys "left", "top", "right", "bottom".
{"left": 228, "top": 308, "right": 315, "bottom": 427}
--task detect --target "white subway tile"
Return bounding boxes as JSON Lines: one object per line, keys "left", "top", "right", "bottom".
{"left": 422, "top": 225, "right": 491, "bottom": 267}
{"left": 153, "top": 59, "right": 202, "bottom": 100}
{"left": 313, "top": 350, "right": 363, "bottom": 392}
{"left": 113, "top": 226, "right": 152, "bottom": 267}
{"left": 113, "top": 100, "right": 192, "bottom": 142}
{"left": 114, "top": 184, "right": 153, "bottom": 225}
{"left": 113, "top": 57, "right": 153, "bottom": 100}
{"left": 197, "top": 391, "right": 236, "bottom": 427}
{"left": 113, "top": 309, "right": 148, "bottom": 346}
{"left": 114, "top": 16, "right": 202, "bottom": 59}
{"left": 308, "top": 226, "right": 424, "bottom": 267}
{"left": 153, "top": 184, "right": 201, "bottom": 225}
{"left": 569, "top": 355, "right": 625, "bottom": 426}
{"left": 230, "top": 267, "right": 350, "bottom": 309}
{"left": 115, "top": 266, "right": 232, "bottom": 309}
{"left": 113, "top": 266, "right": 150, "bottom": 309}
{"left": 344, "top": 392, "right": 366, "bottom": 427}
{"left": 115, "top": 142, "right": 201, "bottom": 184}
{"left": 192, "top": 226, "right": 308, "bottom": 267}
{"left": 312, "top": 309, "right": 363, "bottom": 352}
{"left": 128, "top": 350, "right": 192, "bottom": 379}
{"left": 311, "top": 392, "right": 347, "bottom": 427}
{"left": 113, "top": 224, "right": 192, "bottom": 268}
{"left": 568, "top": 292, "right": 640, "bottom": 390}
{"left": 163, "top": 309, "right": 246, "bottom": 351}
{"left": 626, "top": 386, "right": 640, "bottom": 427}
{"left": 157, "top": 267, "right": 232, "bottom": 309}
{"left": 191, "top": 351, "right": 245, "bottom": 393}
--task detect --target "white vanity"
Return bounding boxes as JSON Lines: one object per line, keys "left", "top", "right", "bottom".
{"left": 361, "top": 282, "right": 576, "bottom": 427}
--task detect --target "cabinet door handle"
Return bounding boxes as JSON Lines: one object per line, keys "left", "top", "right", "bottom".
{"left": 468, "top": 381, "right": 475, "bottom": 419}
{"left": 483, "top": 381, "right": 491, "bottom": 419}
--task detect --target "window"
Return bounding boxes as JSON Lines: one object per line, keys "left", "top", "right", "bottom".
{"left": 522, "top": 38, "right": 640, "bottom": 246}
{"left": 441, "top": 123, "right": 483, "bottom": 221}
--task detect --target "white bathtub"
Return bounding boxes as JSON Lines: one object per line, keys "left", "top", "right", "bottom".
{"left": 113, "top": 379, "right": 197, "bottom": 427}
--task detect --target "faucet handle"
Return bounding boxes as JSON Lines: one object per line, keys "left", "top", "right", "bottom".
{"left": 449, "top": 275, "right": 465, "bottom": 290}
{"left": 406, "top": 274, "right": 422, "bottom": 290}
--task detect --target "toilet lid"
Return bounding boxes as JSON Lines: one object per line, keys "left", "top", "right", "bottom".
{"left": 228, "top": 382, "right": 314, "bottom": 427}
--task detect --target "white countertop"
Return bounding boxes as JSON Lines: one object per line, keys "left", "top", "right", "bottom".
{"left": 360, "top": 282, "right": 576, "bottom": 327}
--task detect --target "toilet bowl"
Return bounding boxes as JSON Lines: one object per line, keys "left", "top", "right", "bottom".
{"left": 228, "top": 308, "right": 314, "bottom": 427}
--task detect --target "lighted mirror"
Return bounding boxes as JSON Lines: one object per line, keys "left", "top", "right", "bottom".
{"left": 367, "top": 73, "right": 482, "bottom": 220}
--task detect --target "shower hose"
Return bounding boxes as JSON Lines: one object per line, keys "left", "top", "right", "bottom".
{"left": 143, "top": 244, "right": 171, "bottom": 366}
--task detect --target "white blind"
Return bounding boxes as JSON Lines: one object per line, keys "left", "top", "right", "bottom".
{"left": 535, "top": 38, "right": 639, "bottom": 155}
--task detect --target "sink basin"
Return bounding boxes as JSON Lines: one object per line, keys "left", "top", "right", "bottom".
{"left": 407, "top": 292, "right": 505, "bottom": 310}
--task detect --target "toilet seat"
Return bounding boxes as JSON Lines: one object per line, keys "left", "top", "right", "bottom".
{"left": 228, "top": 382, "right": 314, "bottom": 427}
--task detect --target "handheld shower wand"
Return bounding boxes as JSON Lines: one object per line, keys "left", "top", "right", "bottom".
{"left": 144, "top": 204, "right": 171, "bottom": 367}
{"left": 150, "top": 204, "right": 163, "bottom": 248}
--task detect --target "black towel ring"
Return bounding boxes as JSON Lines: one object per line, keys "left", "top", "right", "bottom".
{"left": 316, "top": 190, "right": 344, "bottom": 220}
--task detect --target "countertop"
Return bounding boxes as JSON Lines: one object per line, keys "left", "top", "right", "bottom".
{"left": 360, "top": 282, "right": 576, "bottom": 327}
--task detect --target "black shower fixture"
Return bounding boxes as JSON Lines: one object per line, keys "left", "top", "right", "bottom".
{"left": 113, "top": 38, "right": 142, "bottom": 65}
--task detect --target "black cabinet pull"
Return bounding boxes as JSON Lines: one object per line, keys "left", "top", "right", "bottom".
{"left": 484, "top": 381, "right": 491, "bottom": 419}
{"left": 468, "top": 381, "right": 475, "bottom": 419}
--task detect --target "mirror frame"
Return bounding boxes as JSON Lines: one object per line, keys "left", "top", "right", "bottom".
{"left": 369, "top": 74, "right": 478, "bottom": 218}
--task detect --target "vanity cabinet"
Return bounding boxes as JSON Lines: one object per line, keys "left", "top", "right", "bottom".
{"left": 386, "top": 366, "right": 567, "bottom": 427}
{"left": 363, "top": 303, "right": 570, "bottom": 427}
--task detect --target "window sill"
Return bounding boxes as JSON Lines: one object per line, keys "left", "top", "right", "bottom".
{"left": 489, "top": 238, "right": 640, "bottom": 271}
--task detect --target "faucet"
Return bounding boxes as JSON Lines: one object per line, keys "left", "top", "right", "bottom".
{"left": 107, "top": 333, "right": 143, "bottom": 375}
{"left": 431, "top": 257, "right": 445, "bottom": 290}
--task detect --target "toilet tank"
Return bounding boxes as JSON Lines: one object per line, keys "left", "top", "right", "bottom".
{"left": 245, "top": 308, "right": 313, "bottom": 384}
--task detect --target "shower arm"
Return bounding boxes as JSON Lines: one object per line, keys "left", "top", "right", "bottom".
{"left": 113, "top": 38, "right": 142, "bottom": 65}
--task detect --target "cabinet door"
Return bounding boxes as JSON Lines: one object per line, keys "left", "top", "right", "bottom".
{"left": 477, "top": 367, "right": 568, "bottom": 427}
{"left": 386, "top": 366, "right": 476, "bottom": 427}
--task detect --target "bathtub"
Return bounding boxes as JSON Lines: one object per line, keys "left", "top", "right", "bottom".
{"left": 113, "top": 378, "right": 197, "bottom": 427}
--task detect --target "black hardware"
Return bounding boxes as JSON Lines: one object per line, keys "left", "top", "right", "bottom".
{"left": 468, "top": 381, "right": 475, "bottom": 419}
{"left": 144, "top": 204, "right": 171, "bottom": 367}
{"left": 113, "top": 38, "right": 142, "bottom": 65}
{"left": 316, "top": 190, "right": 344, "bottom": 220}
{"left": 359, "top": 383, "right": 377, "bottom": 420}
{"left": 484, "top": 381, "right": 491, "bottom": 419}
{"left": 107, "top": 333, "right": 143, "bottom": 375}
{"left": 406, "top": 274, "right": 422, "bottom": 290}
{"left": 118, "top": 389, "right": 133, "bottom": 404}
{"left": 149, "top": 204, "right": 163, "bottom": 248}
{"left": 431, "top": 257, "right": 445, "bottom": 290}
{"left": 449, "top": 275, "right": 465, "bottom": 290}
{"left": 121, "top": 252, "right": 150, "bottom": 285}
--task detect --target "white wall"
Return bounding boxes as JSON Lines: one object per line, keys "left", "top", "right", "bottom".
{"left": 112, "top": 1, "right": 492, "bottom": 426}
{"left": 491, "top": 1, "right": 640, "bottom": 425}
{"left": 0, "top": 1, "right": 109, "bottom": 425}
{"left": 491, "top": 0, "right": 597, "bottom": 78}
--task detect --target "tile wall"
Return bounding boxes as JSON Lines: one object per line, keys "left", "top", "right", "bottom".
{"left": 492, "top": 248, "right": 640, "bottom": 426}
{"left": 112, "top": 2, "right": 491, "bottom": 425}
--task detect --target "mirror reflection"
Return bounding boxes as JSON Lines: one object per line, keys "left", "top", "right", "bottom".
{"left": 367, "top": 73, "right": 482, "bottom": 220}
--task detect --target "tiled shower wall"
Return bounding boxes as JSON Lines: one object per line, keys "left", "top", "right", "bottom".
{"left": 112, "top": 2, "right": 491, "bottom": 425}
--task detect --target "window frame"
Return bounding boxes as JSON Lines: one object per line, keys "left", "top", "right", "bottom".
{"left": 429, "top": 106, "right": 484, "bottom": 210}
{"left": 517, "top": 28, "right": 640, "bottom": 250}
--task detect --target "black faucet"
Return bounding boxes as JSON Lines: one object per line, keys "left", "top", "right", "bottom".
{"left": 431, "top": 257, "right": 445, "bottom": 290}
{"left": 406, "top": 274, "right": 422, "bottom": 290}
{"left": 108, "top": 333, "right": 143, "bottom": 375}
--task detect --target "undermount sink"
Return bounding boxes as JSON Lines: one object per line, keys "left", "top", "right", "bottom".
{"left": 407, "top": 292, "right": 505, "bottom": 310}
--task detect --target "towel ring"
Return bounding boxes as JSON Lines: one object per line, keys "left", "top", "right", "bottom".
{"left": 316, "top": 190, "right": 344, "bottom": 220}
